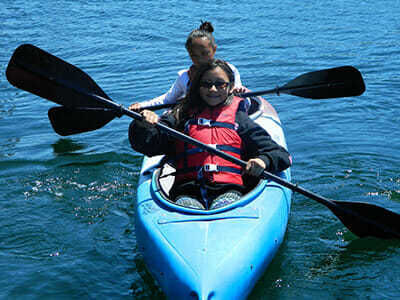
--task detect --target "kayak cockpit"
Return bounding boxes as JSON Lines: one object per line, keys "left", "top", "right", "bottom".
{"left": 150, "top": 162, "right": 270, "bottom": 214}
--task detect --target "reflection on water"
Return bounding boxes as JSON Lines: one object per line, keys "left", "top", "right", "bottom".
{"left": 51, "top": 138, "right": 86, "bottom": 154}
{"left": 0, "top": 136, "right": 20, "bottom": 158}
{"left": 306, "top": 236, "right": 399, "bottom": 283}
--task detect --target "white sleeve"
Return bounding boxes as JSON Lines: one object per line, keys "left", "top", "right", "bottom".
{"left": 140, "top": 70, "right": 189, "bottom": 108}
{"left": 228, "top": 63, "right": 242, "bottom": 87}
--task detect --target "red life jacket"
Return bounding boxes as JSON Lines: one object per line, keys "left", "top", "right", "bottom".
{"left": 174, "top": 96, "right": 244, "bottom": 186}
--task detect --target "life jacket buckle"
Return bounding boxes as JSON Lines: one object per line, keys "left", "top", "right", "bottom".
{"left": 198, "top": 118, "right": 212, "bottom": 127}
{"left": 203, "top": 164, "right": 218, "bottom": 172}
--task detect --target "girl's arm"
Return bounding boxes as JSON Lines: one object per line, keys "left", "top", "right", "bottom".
{"left": 128, "top": 112, "right": 177, "bottom": 157}
{"left": 129, "top": 70, "right": 189, "bottom": 110}
{"left": 237, "top": 111, "right": 291, "bottom": 173}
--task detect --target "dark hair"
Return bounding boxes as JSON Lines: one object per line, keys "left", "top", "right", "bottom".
{"left": 173, "top": 59, "right": 234, "bottom": 126}
{"left": 185, "top": 21, "right": 216, "bottom": 52}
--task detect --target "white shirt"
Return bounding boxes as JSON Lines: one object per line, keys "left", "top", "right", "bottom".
{"left": 140, "top": 63, "right": 242, "bottom": 108}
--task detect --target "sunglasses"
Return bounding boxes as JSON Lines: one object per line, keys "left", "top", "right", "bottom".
{"left": 199, "top": 80, "right": 230, "bottom": 89}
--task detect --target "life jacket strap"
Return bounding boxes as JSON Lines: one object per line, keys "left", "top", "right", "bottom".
{"left": 185, "top": 118, "right": 239, "bottom": 132}
{"left": 175, "top": 165, "right": 242, "bottom": 176}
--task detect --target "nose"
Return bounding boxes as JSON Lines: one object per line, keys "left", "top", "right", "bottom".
{"left": 198, "top": 57, "right": 212, "bottom": 66}
{"left": 209, "top": 84, "right": 218, "bottom": 91}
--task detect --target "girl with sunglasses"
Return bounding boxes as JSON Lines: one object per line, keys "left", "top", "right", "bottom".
{"left": 129, "top": 21, "right": 245, "bottom": 111}
{"left": 129, "top": 60, "right": 291, "bottom": 210}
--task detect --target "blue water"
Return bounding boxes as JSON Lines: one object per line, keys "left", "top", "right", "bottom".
{"left": 1, "top": 0, "right": 399, "bottom": 299}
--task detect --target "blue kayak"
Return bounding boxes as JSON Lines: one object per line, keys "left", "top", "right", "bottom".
{"left": 135, "top": 97, "right": 292, "bottom": 299}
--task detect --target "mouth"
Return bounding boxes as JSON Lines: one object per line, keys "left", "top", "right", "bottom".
{"left": 206, "top": 93, "right": 221, "bottom": 98}
{"left": 204, "top": 94, "right": 224, "bottom": 106}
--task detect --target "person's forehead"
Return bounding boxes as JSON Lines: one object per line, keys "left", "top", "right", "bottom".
{"left": 191, "top": 38, "right": 212, "bottom": 50}
{"left": 202, "top": 67, "right": 228, "bottom": 79}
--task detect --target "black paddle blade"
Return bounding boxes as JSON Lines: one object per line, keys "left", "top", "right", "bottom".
{"left": 6, "top": 44, "right": 110, "bottom": 108}
{"left": 48, "top": 107, "right": 116, "bottom": 136}
{"left": 282, "top": 66, "right": 366, "bottom": 99}
{"left": 332, "top": 200, "right": 400, "bottom": 239}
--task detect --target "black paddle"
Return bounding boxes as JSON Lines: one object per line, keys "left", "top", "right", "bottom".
{"left": 47, "top": 106, "right": 117, "bottom": 136}
{"left": 6, "top": 44, "right": 399, "bottom": 239}
{"left": 132, "top": 64, "right": 365, "bottom": 111}
{"left": 7, "top": 44, "right": 365, "bottom": 136}
{"left": 43, "top": 64, "right": 366, "bottom": 134}
{"left": 138, "top": 63, "right": 366, "bottom": 111}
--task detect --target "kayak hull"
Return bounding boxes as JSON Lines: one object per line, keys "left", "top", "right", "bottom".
{"left": 135, "top": 97, "right": 291, "bottom": 299}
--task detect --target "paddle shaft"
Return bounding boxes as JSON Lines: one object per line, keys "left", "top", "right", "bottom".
{"left": 237, "top": 82, "right": 345, "bottom": 98}
{"left": 142, "top": 82, "right": 349, "bottom": 111}
{"left": 142, "top": 89, "right": 296, "bottom": 111}
{"left": 91, "top": 93, "right": 351, "bottom": 210}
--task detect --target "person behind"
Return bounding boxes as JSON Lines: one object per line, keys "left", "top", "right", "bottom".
{"left": 129, "top": 21, "right": 244, "bottom": 111}
{"left": 129, "top": 59, "right": 291, "bottom": 210}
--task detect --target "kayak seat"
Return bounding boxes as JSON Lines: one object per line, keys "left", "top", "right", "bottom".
{"left": 247, "top": 96, "right": 261, "bottom": 115}
{"left": 156, "top": 161, "right": 262, "bottom": 207}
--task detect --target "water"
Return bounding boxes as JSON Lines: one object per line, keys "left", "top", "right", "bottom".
{"left": 1, "top": 0, "right": 399, "bottom": 299}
